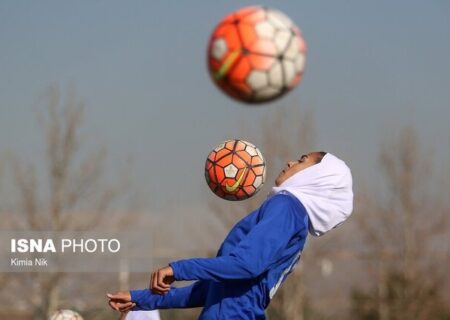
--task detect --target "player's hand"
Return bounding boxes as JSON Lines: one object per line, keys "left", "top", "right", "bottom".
{"left": 107, "top": 291, "right": 136, "bottom": 312}
{"left": 150, "top": 265, "right": 175, "bottom": 294}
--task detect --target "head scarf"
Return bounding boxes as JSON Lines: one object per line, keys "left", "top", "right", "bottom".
{"left": 270, "top": 153, "right": 353, "bottom": 236}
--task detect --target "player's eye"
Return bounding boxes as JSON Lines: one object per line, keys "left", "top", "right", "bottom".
{"left": 298, "top": 154, "right": 307, "bottom": 163}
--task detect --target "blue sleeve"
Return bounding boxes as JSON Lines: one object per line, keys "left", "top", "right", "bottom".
{"left": 130, "top": 281, "right": 208, "bottom": 310}
{"left": 170, "top": 195, "right": 306, "bottom": 281}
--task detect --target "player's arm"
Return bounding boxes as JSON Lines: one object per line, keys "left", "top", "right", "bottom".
{"left": 111, "top": 281, "right": 208, "bottom": 311}
{"left": 170, "top": 195, "right": 307, "bottom": 282}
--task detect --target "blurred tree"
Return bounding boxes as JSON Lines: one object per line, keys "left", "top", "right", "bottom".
{"left": 0, "top": 86, "right": 132, "bottom": 320}
{"left": 351, "top": 271, "right": 450, "bottom": 320}
{"left": 352, "top": 126, "right": 450, "bottom": 320}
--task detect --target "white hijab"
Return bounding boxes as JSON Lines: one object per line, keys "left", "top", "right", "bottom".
{"left": 270, "top": 153, "right": 353, "bottom": 236}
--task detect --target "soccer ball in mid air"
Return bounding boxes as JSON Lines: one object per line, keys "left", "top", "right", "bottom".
{"left": 205, "top": 139, "right": 266, "bottom": 201}
{"left": 49, "top": 309, "right": 84, "bottom": 320}
{"left": 208, "top": 6, "right": 306, "bottom": 104}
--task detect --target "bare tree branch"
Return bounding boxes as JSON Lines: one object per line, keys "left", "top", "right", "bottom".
{"left": 2, "top": 86, "right": 134, "bottom": 319}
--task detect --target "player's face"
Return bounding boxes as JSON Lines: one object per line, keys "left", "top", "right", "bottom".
{"left": 275, "top": 152, "right": 322, "bottom": 186}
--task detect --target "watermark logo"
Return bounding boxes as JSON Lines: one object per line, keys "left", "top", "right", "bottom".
{"left": 1, "top": 231, "right": 153, "bottom": 272}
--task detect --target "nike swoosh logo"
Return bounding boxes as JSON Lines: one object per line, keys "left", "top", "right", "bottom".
{"left": 214, "top": 49, "right": 240, "bottom": 80}
{"left": 226, "top": 168, "right": 247, "bottom": 193}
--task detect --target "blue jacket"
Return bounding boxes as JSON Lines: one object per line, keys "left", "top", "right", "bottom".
{"left": 130, "top": 193, "right": 309, "bottom": 319}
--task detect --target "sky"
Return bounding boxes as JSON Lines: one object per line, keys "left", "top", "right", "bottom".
{"left": 0, "top": 0, "right": 449, "bottom": 214}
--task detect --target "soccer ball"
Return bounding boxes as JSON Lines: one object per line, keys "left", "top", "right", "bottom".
{"left": 208, "top": 6, "right": 306, "bottom": 103}
{"left": 205, "top": 139, "right": 266, "bottom": 201}
{"left": 49, "top": 309, "right": 84, "bottom": 320}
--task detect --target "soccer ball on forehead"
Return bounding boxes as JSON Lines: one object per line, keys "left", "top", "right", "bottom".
{"left": 49, "top": 309, "right": 83, "bottom": 320}
{"left": 208, "top": 6, "right": 306, "bottom": 104}
{"left": 205, "top": 139, "right": 266, "bottom": 201}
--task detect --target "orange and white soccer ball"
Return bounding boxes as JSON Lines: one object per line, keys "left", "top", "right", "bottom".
{"left": 49, "top": 309, "right": 83, "bottom": 320}
{"left": 205, "top": 139, "right": 266, "bottom": 201}
{"left": 208, "top": 6, "right": 306, "bottom": 103}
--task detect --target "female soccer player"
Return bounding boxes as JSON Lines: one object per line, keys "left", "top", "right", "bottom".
{"left": 108, "top": 152, "right": 353, "bottom": 319}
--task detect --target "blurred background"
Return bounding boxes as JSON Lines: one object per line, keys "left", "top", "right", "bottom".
{"left": 1, "top": 0, "right": 449, "bottom": 319}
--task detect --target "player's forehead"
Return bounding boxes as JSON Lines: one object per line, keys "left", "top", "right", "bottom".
{"left": 305, "top": 152, "right": 325, "bottom": 164}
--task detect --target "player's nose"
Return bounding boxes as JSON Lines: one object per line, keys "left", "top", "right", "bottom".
{"left": 287, "top": 160, "right": 296, "bottom": 168}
